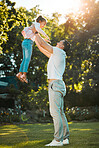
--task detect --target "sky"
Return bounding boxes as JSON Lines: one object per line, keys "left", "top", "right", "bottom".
{"left": 10, "top": 0, "right": 99, "bottom": 24}
{"left": 10, "top": 0, "right": 82, "bottom": 23}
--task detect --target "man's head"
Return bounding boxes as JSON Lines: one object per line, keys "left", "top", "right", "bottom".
{"left": 56, "top": 40, "right": 70, "bottom": 53}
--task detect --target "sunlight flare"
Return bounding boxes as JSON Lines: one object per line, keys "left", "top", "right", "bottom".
{"left": 56, "top": 0, "right": 81, "bottom": 13}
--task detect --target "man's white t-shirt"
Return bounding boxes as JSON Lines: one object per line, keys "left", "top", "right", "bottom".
{"left": 47, "top": 47, "right": 66, "bottom": 80}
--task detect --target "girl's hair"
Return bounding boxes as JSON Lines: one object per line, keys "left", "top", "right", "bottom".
{"left": 36, "top": 15, "right": 46, "bottom": 23}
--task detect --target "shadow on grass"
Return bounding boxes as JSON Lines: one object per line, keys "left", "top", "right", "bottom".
{"left": 0, "top": 122, "right": 99, "bottom": 148}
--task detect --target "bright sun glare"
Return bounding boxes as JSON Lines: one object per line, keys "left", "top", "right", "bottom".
{"left": 51, "top": 0, "right": 81, "bottom": 24}
{"left": 66, "top": 0, "right": 81, "bottom": 11}
{"left": 11, "top": 0, "right": 82, "bottom": 23}
{"left": 12, "top": 0, "right": 81, "bottom": 14}
{"left": 55, "top": 0, "right": 81, "bottom": 14}
{"left": 43, "top": 0, "right": 81, "bottom": 23}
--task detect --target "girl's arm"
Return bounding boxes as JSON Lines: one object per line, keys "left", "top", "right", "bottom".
{"left": 31, "top": 23, "right": 50, "bottom": 40}
{"left": 35, "top": 38, "right": 51, "bottom": 58}
{"left": 30, "top": 25, "right": 53, "bottom": 54}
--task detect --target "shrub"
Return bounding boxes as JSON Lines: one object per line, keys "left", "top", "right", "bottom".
{"left": 65, "top": 106, "right": 99, "bottom": 121}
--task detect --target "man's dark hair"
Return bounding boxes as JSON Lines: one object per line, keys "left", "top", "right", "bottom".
{"left": 63, "top": 40, "right": 70, "bottom": 52}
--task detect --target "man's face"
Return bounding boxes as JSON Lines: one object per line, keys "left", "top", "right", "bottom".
{"left": 56, "top": 40, "right": 64, "bottom": 49}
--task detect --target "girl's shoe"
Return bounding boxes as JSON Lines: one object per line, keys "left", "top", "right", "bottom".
{"left": 16, "top": 73, "right": 24, "bottom": 82}
{"left": 20, "top": 74, "right": 28, "bottom": 83}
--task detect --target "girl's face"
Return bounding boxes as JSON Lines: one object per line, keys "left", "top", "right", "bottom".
{"left": 40, "top": 21, "right": 46, "bottom": 28}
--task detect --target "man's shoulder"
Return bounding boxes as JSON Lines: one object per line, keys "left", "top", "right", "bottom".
{"left": 53, "top": 47, "right": 66, "bottom": 56}
{"left": 53, "top": 46, "right": 61, "bottom": 51}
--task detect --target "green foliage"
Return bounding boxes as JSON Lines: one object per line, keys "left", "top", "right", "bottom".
{"left": 0, "top": 0, "right": 18, "bottom": 53}
{"left": 0, "top": 0, "right": 99, "bottom": 109}
{"left": 66, "top": 106, "right": 99, "bottom": 121}
{"left": 17, "top": 84, "right": 48, "bottom": 111}
{"left": 0, "top": 107, "right": 21, "bottom": 123}
{"left": 63, "top": 0, "right": 99, "bottom": 106}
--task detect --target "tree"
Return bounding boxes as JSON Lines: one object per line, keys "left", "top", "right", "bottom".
{"left": 63, "top": 0, "right": 99, "bottom": 107}
{"left": 0, "top": 0, "right": 99, "bottom": 111}
{"left": 0, "top": 0, "right": 17, "bottom": 54}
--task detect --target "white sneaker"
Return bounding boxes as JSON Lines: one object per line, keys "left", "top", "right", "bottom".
{"left": 45, "top": 139, "right": 63, "bottom": 146}
{"left": 63, "top": 138, "right": 69, "bottom": 145}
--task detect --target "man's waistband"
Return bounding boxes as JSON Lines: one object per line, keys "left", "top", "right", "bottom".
{"left": 48, "top": 79, "right": 57, "bottom": 83}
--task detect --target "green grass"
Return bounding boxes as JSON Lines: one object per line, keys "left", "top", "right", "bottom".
{"left": 0, "top": 122, "right": 99, "bottom": 148}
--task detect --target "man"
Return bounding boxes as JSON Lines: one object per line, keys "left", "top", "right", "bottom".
{"left": 33, "top": 27, "right": 70, "bottom": 146}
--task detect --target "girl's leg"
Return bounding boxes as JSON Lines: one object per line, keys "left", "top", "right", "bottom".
{"left": 21, "top": 72, "right": 28, "bottom": 83}
{"left": 19, "top": 42, "right": 26, "bottom": 73}
{"left": 16, "top": 42, "right": 25, "bottom": 81}
{"left": 16, "top": 72, "right": 24, "bottom": 82}
{"left": 21, "top": 39, "right": 33, "bottom": 83}
{"left": 22, "top": 40, "right": 33, "bottom": 73}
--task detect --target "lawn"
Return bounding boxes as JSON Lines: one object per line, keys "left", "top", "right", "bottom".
{"left": 0, "top": 122, "right": 99, "bottom": 148}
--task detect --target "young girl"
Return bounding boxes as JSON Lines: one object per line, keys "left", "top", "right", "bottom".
{"left": 16, "top": 15, "right": 50, "bottom": 83}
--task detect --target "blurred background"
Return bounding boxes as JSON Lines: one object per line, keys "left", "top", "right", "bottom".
{"left": 0, "top": 0, "right": 99, "bottom": 123}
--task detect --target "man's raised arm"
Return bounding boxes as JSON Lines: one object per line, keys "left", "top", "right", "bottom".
{"left": 35, "top": 38, "right": 51, "bottom": 58}
{"left": 35, "top": 34, "right": 53, "bottom": 54}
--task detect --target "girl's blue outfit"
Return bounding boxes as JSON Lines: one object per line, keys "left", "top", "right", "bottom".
{"left": 19, "top": 39, "right": 33, "bottom": 72}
